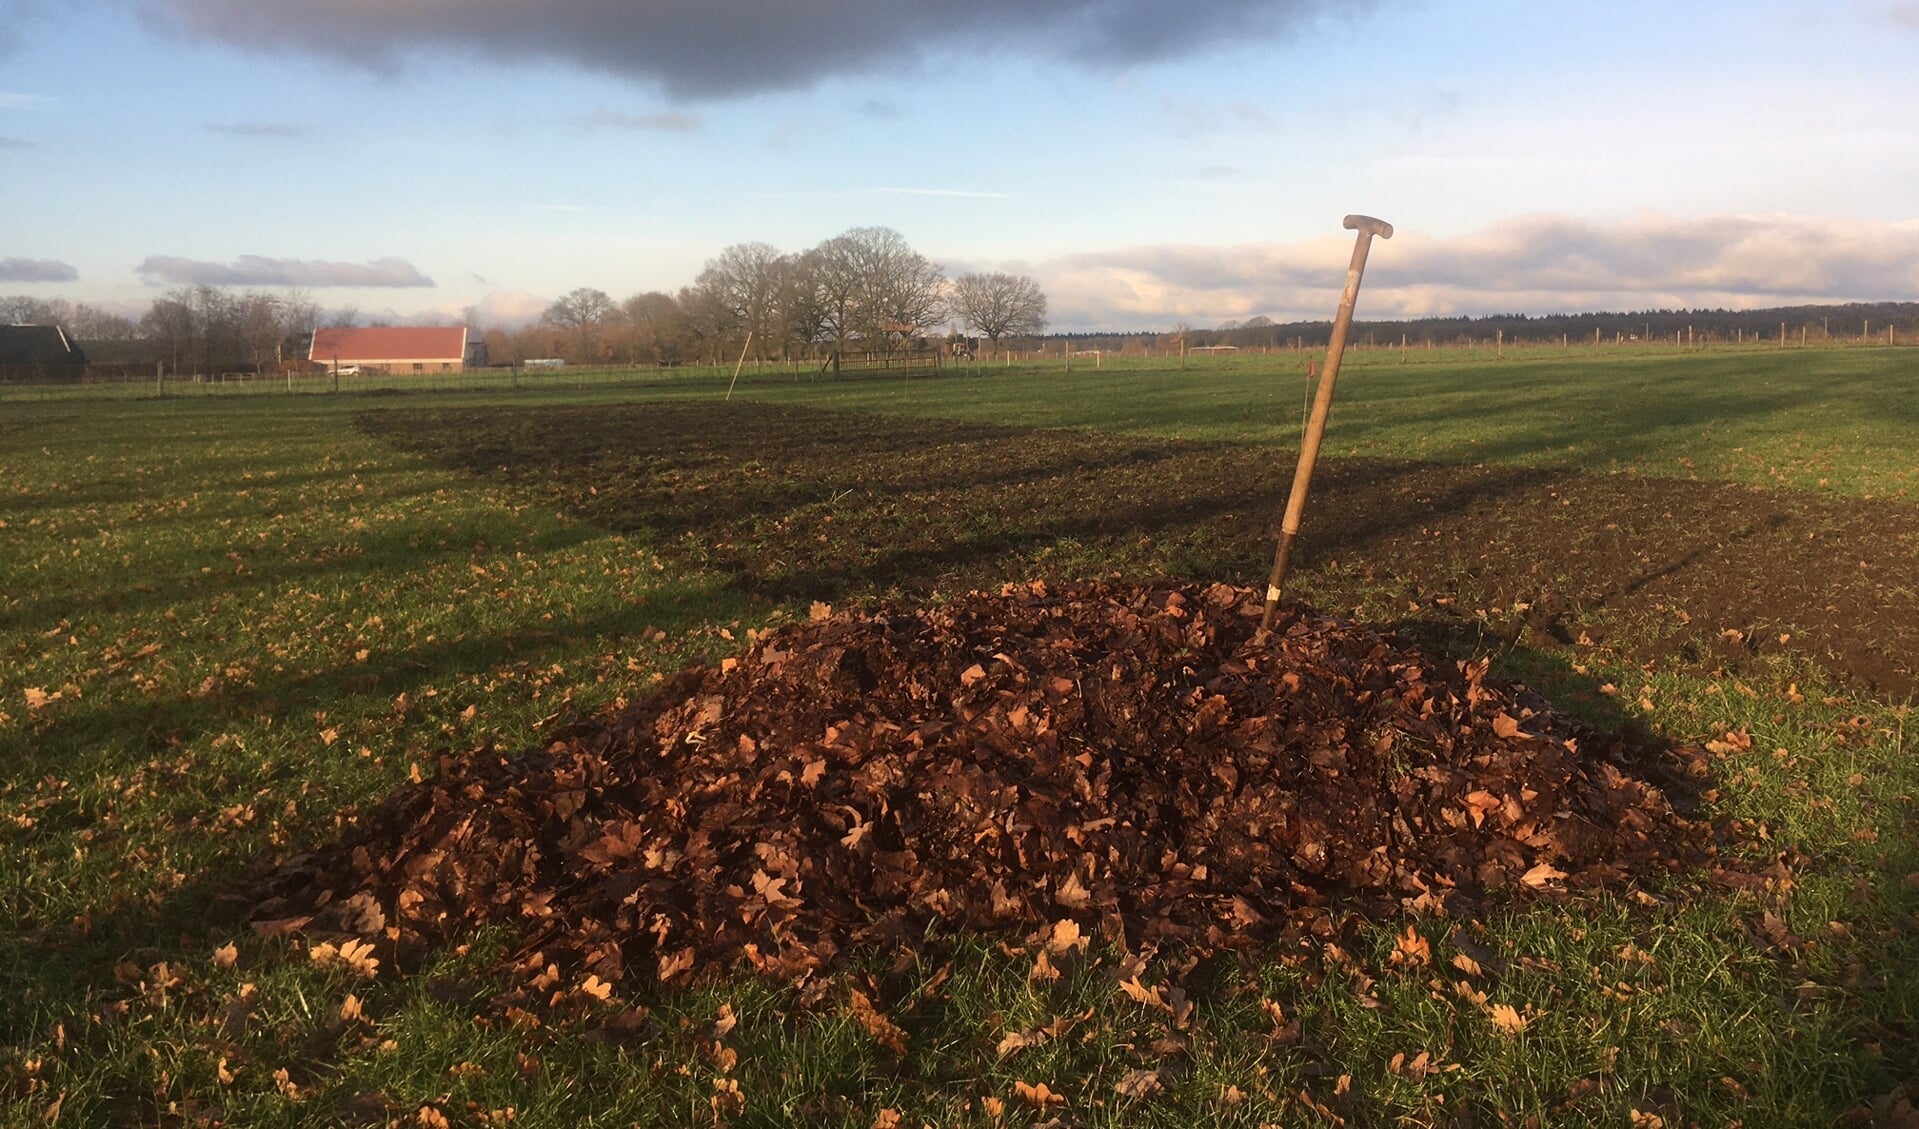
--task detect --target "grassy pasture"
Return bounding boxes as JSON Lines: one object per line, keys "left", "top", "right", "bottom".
{"left": 1, "top": 347, "right": 1916, "bottom": 1126}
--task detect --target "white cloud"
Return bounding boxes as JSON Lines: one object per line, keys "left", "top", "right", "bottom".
{"left": 868, "top": 188, "right": 1013, "bottom": 200}
{"left": 441, "top": 290, "right": 551, "bottom": 329}
{"left": 136, "top": 254, "right": 434, "bottom": 288}
{"left": 577, "top": 109, "right": 702, "bottom": 133}
{"left": 0, "top": 257, "right": 78, "bottom": 282}
{"left": 204, "top": 120, "right": 311, "bottom": 139}
{"left": 1027, "top": 213, "right": 1919, "bottom": 329}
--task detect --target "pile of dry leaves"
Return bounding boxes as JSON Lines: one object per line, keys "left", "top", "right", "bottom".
{"left": 252, "top": 581, "right": 1708, "bottom": 985}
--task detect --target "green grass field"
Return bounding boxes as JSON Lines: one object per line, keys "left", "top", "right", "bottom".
{"left": 2, "top": 346, "right": 1916, "bottom": 1126}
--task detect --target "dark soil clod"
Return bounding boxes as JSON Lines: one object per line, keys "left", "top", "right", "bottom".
{"left": 252, "top": 581, "right": 1710, "bottom": 984}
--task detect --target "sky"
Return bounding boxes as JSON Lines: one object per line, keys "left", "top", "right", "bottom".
{"left": 3, "top": 0, "right": 1919, "bottom": 331}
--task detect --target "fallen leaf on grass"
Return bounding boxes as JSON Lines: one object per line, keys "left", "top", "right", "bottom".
{"left": 1454, "top": 980, "right": 1489, "bottom": 1008}
{"left": 221, "top": 984, "right": 259, "bottom": 1039}
{"left": 309, "top": 938, "right": 380, "bottom": 979}
{"left": 1389, "top": 1051, "right": 1436, "bottom": 1079}
{"left": 211, "top": 943, "right": 238, "bottom": 969}
{"left": 1488, "top": 1003, "right": 1529, "bottom": 1035}
{"left": 657, "top": 948, "right": 694, "bottom": 982}
{"left": 997, "top": 1028, "right": 1049, "bottom": 1055}
{"left": 1520, "top": 862, "right": 1568, "bottom": 890}
{"left": 1260, "top": 998, "right": 1286, "bottom": 1025}
{"left": 1013, "top": 1080, "right": 1066, "bottom": 1109}
{"left": 1119, "top": 975, "right": 1167, "bottom": 1011}
{"left": 1115, "top": 1068, "right": 1164, "bottom": 1099}
{"left": 848, "top": 989, "right": 908, "bottom": 1055}
{"left": 1870, "top": 1093, "right": 1919, "bottom": 1129}
{"left": 996, "top": 1008, "right": 1093, "bottom": 1056}
{"left": 1390, "top": 924, "right": 1430, "bottom": 967}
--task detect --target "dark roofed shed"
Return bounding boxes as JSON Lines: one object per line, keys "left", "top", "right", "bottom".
{"left": 0, "top": 324, "right": 87, "bottom": 366}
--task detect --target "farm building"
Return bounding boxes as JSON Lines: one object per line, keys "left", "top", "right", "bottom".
{"left": 0, "top": 324, "right": 87, "bottom": 381}
{"left": 308, "top": 326, "right": 471, "bottom": 374}
{"left": 1, "top": 324, "right": 87, "bottom": 365}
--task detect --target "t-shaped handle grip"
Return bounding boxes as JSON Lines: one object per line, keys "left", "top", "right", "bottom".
{"left": 1256, "top": 211, "right": 1395, "bottom": 635}
{"left": 1344, "top": 214, "right": 1394, "bottom": 240}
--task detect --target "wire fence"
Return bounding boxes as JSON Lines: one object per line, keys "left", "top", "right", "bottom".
{"left": 1, "top": 332, "right": 1909, "bottom": 405}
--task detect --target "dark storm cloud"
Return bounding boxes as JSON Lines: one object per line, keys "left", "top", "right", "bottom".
{"left": 148, "top": 0, "right": 1358, "bottom": 99}
{"left": 0, "top": 257, "right": 78, "bottom": 282}
{"left": 136, "top": 255, "right": 434, "bottom": 287}
{"left": 0, "top": 0, "right": 48, "bottom": 56}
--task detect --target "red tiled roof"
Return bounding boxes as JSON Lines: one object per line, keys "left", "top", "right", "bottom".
{"left": 309, "top": 326, "right": 467, "bottom": 363}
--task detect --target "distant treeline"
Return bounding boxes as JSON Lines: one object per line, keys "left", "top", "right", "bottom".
{"left": 1047, "top": 302, "right": 1919, "bottom": 352}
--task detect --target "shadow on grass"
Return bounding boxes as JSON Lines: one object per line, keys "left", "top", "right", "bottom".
{"left": 5, "top": 570, "right": 748, "bottom": 790}
{"left": 357, "top": 399, "right": 1918, "bottom": 699}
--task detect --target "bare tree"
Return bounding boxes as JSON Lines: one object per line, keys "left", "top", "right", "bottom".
{"left": 190, "top": 286, "right": 241, "bottom": 374}
{"left": 807, "top": 227, "right": 946, "bottom": 353}
{"left": 772, "top": 252, "right": 829, "bottom": 358}
{"left": 697, "top": 242, "right": 787, "bottom": 360}
{"left": 0, "top": 295, "right": 58, "bottom": 323}
{"left": 543, "top": 287, "right": 616, "bottom": 361}
{"left": 281, "top": 289, "right": 321, "bottom": 339}
{"left": 0, "top": 296, "right": 136, "bottom": 340}
{"left": 140, "top": 293, "right": 196, "bottom": 375}
{"left": 675, "top": 280, "right": 736, "bottom": 365}
{"left": 621, "top": 291, "right": 689, "bottom": 365}
{"left": 949, "top": 272, "right": 1048, "bottom": 353}
{"left": 136, "top": 286, "right": 238, "bottom": 375}
{"left": 67, "top": 303, "right": 139, "bottom": 340}
{"left": 854, "top": 227, "right": 946, "bottom": 347}
{"left": 236, "top": 292, "right": 288, "bottom": 372}
{"left": 807, "top": 234, "right": 865, "bottom": 356}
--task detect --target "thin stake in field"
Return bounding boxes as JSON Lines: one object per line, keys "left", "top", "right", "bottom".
{"left": 724, "top": 332, "right": 755, "bottom": 401}
{"left": 1258, "top": 214, "right": 1394, "bottom": 636}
